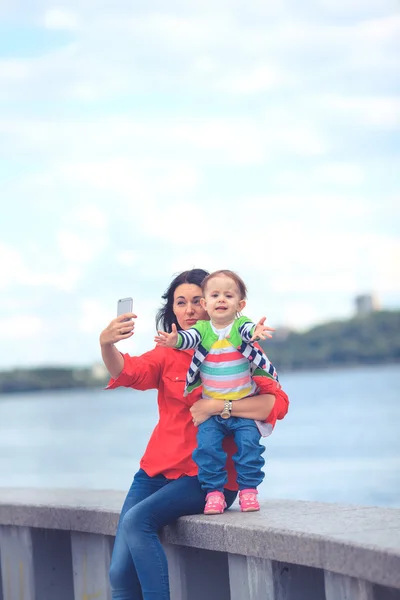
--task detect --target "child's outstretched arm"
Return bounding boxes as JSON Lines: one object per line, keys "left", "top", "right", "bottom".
{"left": 155, "top": 323, "right": 202, "bottom": 349}
{"left": 238, "top": 316, "right": 275, "bottom": 342}
{"left": 250, "top": 317, "right": 276, "bottom": 342}
{"left": 155, "top": 323, "right": 179, "bottom": 347}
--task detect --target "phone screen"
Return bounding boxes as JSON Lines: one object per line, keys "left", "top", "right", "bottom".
{"left": 117, "top": 297, "right": 133, "bottom": 318}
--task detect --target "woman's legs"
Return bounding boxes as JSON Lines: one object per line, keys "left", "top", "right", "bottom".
{"left": 110, "top": 469, "right": 237, "bottom": 600}
{"left": 109, "top": 469, "right": 169, "bottom": 599}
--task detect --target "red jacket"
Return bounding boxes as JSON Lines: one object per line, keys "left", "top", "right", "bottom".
{"left": 107, "top": 346, "right": 289, "bottom": 491}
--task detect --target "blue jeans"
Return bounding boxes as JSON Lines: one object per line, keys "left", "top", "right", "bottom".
{"left": 109, "top": 468, "right": 237, "bottom": 600}
{"left": 193, "top": 416, "right": 265, "bottom": 493}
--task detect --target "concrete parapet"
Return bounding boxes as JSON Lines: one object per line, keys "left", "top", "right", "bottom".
{"left": 0, "top": 488, "right": 399, "bottom": 599}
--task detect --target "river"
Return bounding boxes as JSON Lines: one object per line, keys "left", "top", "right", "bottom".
{"left": 1, "top": 364, "right": 399, "bottom": 507}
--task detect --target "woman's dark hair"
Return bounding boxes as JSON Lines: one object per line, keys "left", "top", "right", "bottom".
{"left": 156, "top": 268, "right": 209, "bottom": 332}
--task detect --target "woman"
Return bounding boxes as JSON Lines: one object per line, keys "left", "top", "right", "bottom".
{"left": 100, "top": 268, "right": 289, "bottom": 600}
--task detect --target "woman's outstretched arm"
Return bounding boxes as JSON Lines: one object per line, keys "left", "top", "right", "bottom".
{"left": 101, "top": 343, "right": 125, "bottom": 380}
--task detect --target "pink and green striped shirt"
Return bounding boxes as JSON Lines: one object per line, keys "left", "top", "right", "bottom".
{"left": 175, "top": 316, "right": 276, "bottom": 397}
{"left": 200, "top": 323, "right": 258, "bottom": 401}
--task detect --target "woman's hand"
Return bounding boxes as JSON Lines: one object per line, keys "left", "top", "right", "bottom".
{"left": 154, "top": 323, "right": 179, "bottom": 347}
{"left": 190, "top": 393, "right": 277, "bottom": 426}
{"left": 250, "top": 317, "right": 275, "bottom": 341}
{"left": 99, "top": 312, "right": 136, "bottom": 380}
{"left": 190, "top": 398, "right": 220, "bottom": 426}
{"left": 100, "top": 313, "right": 137, "bottom": 347}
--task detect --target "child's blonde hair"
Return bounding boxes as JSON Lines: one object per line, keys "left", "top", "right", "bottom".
{"left": 201, "top": 270, "right": 247, "bottom": 300}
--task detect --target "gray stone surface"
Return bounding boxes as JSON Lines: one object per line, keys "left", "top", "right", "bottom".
{"left": 0, "top": 549, "right": 3, "bottom": 600}
{"left": 273, "top": 561, "right": 325, "bottom": 600}
{"left": 1, "top": 488, "right": 399, "bottom": 589}
{"left": 71, "top": 531, "right": 112, "bottom": 600}
{"left": 165, "top": 544, "right": 230, "bottom": 600}
{"left": 372, "top": 584, "right": 400, "bottom": 600}
{"left": 0, "top": 525, "right": 35, "bottom": 600}
{"left": 0, "top": 488, "right": 123, "bottom": 536}
{"left": 228, "top": 554, "right": 275, "bottom": 600}
{"left": 163, "top": 544, "right": 189, "bottom": 600}
{"left": 324, "top": 571, "right": 374, "bottom": 600}
{"left": 31, "top": 528, "right": 74, "bottom": 600}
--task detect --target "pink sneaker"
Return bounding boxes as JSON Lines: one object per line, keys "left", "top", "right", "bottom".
{"left": 204, "top": 491, "right": 227, "bottom": 515}
{"left": 239, "top": 488, "right": 260, "bottom": 512}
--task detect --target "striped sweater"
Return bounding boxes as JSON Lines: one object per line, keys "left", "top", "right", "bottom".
{"left": 176, "top": 316, "right": 277, "bottom": 397}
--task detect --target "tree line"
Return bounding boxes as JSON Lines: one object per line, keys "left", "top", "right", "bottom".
{"left": 0, "top": 310, "right": 398, "bottom": 393}
{"left": 0, "top": 366, "right": 108, "bottom": 394}
{"left": 261, "top": 310, "right": 400, "bottom": 372}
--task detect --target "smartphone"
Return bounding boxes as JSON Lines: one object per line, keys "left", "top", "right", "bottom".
{"left": 117, "top": 297, "right": 133, "bottom": 321}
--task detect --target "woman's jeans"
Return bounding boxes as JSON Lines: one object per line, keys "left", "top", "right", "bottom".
{"left": 193, "top": 416, "right": 265, "bottom": 492}
{"left": 109, "top": 468, "right": 237, "bottom": 600}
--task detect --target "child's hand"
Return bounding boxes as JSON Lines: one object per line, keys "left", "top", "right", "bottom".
{"left": 250, "top": 317, "right": 276, "bottom": 341}
{"left": 154, "top": 323, "right": 179, "bottom": 347}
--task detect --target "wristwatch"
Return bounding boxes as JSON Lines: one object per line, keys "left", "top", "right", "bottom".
{"left": 220, "top": 400, "right": 232, "bottom": 419}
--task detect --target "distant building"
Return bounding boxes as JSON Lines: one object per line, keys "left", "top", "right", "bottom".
{"left": 355, "top": 294, "right": 379, "bottom": 316}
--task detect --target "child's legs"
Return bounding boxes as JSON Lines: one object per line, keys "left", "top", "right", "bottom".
{"left": 230, "top": 418, "right": 265, "bottom": 490}
{"left": 193, "top": 417, "right": 228, "bottom": 493}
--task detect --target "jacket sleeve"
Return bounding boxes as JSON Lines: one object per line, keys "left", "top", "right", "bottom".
{"left": 106, "top": 347, "right": 164, "bottom": 391}
{"left": 176, "top": 327, "right": 202, "bottom": 350}
{"left": 236, "top": 315, "right": 256, "bottom": 342}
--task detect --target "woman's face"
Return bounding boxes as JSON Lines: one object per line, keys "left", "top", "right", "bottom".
{"left": 173, "top": 284, "right": 209, "bottom": 330}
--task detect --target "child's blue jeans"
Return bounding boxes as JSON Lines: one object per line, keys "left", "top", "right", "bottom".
{"left": 193, "top": 415, "right": 265, "bottom": 492}
{"left": 109, "top": 468, "right": 237, "bottom": 600}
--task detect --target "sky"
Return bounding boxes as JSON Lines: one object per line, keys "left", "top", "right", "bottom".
{"left": 0, "top": 0, "right": 399, "bottom": 369}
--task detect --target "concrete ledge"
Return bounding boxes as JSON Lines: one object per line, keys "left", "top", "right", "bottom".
{"left": 0, "top": 488, "right": 122, "bottom": 536}
{"left": 0, "top": 488, "right": 399, "bottom": 589}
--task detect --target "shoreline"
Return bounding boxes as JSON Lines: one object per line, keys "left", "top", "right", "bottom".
{"left": 1, "top": 361, "right": 399, "bottom": 396}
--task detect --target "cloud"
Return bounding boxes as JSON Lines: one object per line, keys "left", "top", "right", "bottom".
{"left": 0, "top": 203, "right": 110, "bottom": 294}
{"left": 217, "top": 64, "right": 289, "bottom": 94}
{"left": 323, "top": 95, "right": 400, "bottom": 128}
{"left": 42, "top": 8, "right": 81, "bottom": 31}
{"left": 314, "top": 0, "right": 394, "bottom": 16}
{"left": 57, "top": 230, "right": 104, "bottom": 264}
{"left": 78, "top": 299, "right": 110, "bottom": 334}
{"left": 1, "top": 6, "right": 397, "bottom": 107}
{"left": 0, "top": 113, "right": 328, "bottom": 169}
{"left": 1, "top": 315, "right": 44, "bottom": 341}
{"left": 0, "top": 0, "right": 398, "bottom": 367}
{"left": 276, "top": 162, "right": 366, "bottom": 188}
{"left": 0, "top": 243, "right": 25, "bottom": 290}
{"left": 116, "top": 251, "right": 140, "bottom": 268}
{"left": 0, "top": 240, "right": 82, "bottom": 292}
{"left": 268, "top": 231, "right": 400, "bottom": 295}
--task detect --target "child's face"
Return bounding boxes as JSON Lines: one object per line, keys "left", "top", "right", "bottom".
{"left": 201, "top": 275, "right": 246, "bottom": 325}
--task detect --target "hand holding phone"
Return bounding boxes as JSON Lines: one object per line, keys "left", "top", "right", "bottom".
{"left": 117, "top": 297, "right": 133, "bottom": 321}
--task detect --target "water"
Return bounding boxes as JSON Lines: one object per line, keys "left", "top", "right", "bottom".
{"left": 0, "top": 365, "right": 399, "bottom": 508}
